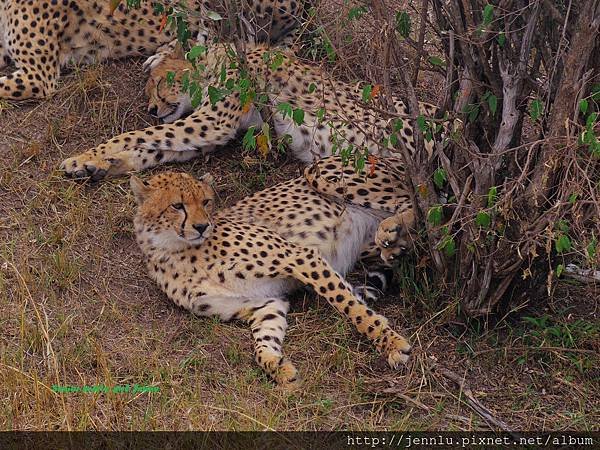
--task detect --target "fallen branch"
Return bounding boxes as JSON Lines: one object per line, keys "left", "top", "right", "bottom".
{"left": 430, "top": 362, "right": 515, "bottom": 434}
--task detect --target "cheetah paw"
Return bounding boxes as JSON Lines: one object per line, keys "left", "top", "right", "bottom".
{"left": 272, "top": 358, "right": 301, "bottom": 391}
{"left": 376, "top": 212, "right": 414, "bottom": 264}
{"left": 60, "top": 151, "right": 124, "bottom": 181}
{"left": 384, "top": 330, "right": 412, "bottom": 369}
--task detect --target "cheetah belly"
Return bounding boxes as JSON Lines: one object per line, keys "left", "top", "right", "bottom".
{"left": 224, "top": 275, "right": 300, "bottom": 299}
{"left": 321, "top": 205, "right": 390, "bottom": 276}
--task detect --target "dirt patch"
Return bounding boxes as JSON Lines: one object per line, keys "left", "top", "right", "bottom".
{"left": 0, "top": 59, "right": 597, "bottom": 431}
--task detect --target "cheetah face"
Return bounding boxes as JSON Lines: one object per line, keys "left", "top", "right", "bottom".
{"left": 145, "top": 57, "right": 193, "bottom": 123}
{"left": 131, "top": 172, "right": 216, "bottom": 250}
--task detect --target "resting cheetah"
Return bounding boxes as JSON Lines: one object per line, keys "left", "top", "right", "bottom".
{"left": 61, "top": 42, "right": 437, "bottom": 179}
{"left": 131, "top": 155, "right": 413, "bottom": 386}
{"left": 0, "top": 0, "right": 302, "bottom": 100}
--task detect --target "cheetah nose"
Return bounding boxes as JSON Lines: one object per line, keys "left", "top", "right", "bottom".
{"left": 148, "top": 105, "right": 158, "bottom": 117}
{"left": 192, "top": 223, "right": 209, "bottom": 236}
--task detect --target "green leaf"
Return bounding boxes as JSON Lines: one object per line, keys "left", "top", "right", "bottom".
{"left": 487, "top": 186, "right": 497, "bottom": 207}
{"left": 292, "top": 108, "right": 305, "bottom": 125}
{"left": 579, "top": 99, "right": 589, "bottom": 115}
{"left": 276, "top": 102, "right": 293, "bottom": 118}
{"left": 347, "top": 6, "right": 367, "bottom": 20}
{"left": 166, "top": 71, "right": 175, "bottom": 87}
{"left": 187, "top": 45, "right": 207, "bottom": 61}
{"left": 476, "top": 211, "right": 491, "bottom": 228}
{"left": 586, "top": 238, "right": 597, "bottom": 259}
{"left": 323, "top": 37, "right": 336, "bottom": 62}
{"left": 497, "top": 32, "right": 506, "bottom": 47}
{"left": 395, "top": 11, "right": 411, "bottom": 38}
{"left": 433, "top": 168, "right": 447, "bottom": 189}
{"left": 242, "top": 126, "right": 256, "bottom": 150}
{"left": 354, "top": 153, "right": 366, "bottom": 172}
{"left": 181, "top": 71, "right": 190, "bottom": 92}
{"left": 428, "top": 56, "right": 445, "bottom": 67}
{"left": 269, "top": 52, "right": 284, "bottom": 71}
{"left": 568, "top": 193, "right": 578, "bottom": 204}
{"left": 556, "top": 264, "right": 564, "bottom": 278}
{"left": 466, "top": 104, "right": 480, "bottom": 122}
{"left": 316, "top": 107, "right": 325, "bottom": 122}
{"left": 592, "top": 83, "right": 600, "bottom": 101}
{"left": 555, "top": 234, "right": 571, "bottom": 253}
{"left": 428, "top": 206, "right": 443, "bottom": 226}
{"left": 416, "top": 115, "right": 428, "bottom": 131}
{"left": 361, "top": 84, "right": 372, "bottom": 103}
{"left": 557, "top": 219, "right": 569, "bottom": 233}
{"left": 190, "top": 86, "right": 203, "bottom": 108}
{"left": 207, "top": 86, "right": 225, "bottom": 106}
{"left": 529, "top": 99, "right": 543, "bottom": 121}
{"left": 487, "top": 94, "right": 498, "bottom": 117}
{"left": 440, "top": 236, "right": 456, "bottom": 257}
{"left": 586, "top": 112, "right": 598, "bottom": 128}
{"left": 482, "top": 4, "right": 494, "bottom": 26}
{"left": 308, "top": 83, "right": 317, "bottom": 94}
{"left": 176, "top": 16, "right": 191, "bottom": 46}
{"left": 392, "top": 118, "right": 404, "bottom": 132}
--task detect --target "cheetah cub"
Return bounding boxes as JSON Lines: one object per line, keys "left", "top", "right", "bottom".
{"left": 131, "top": 156, "right": 413, "bottom": 386}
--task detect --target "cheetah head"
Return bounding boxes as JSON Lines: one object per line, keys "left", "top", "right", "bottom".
{"left": 145, "top": 52, "right": 194, "bottom": 123}
{"left": 131, "top": 172, "right": 216, "bottom": 251}
{"left": 145, "top": 43, "right": 231, "bottom": 123}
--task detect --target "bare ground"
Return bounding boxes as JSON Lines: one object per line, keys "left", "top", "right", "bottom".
{"left": 0, "top": 59, "right": 598, "bottom": 431}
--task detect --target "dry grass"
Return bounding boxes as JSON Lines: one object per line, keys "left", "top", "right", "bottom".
{"left": 0, "top": 57, "right": 598, "bottom": 431}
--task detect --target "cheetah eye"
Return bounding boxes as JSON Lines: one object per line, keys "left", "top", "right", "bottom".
{"left": 171, "top": 203, "right": 184, "bottom": 210}
{"left": 202, "top": 199, "right": 212, "bottom": 207}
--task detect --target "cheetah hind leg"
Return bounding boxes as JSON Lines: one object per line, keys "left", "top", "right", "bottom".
{"left": 0, "top": 35, "right": 60, "bottom": 100}
{"left": 0, "top": 40, "right": 9, "bottom": 69}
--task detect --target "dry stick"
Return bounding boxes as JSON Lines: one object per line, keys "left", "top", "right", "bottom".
{"left": 412, "top": 0, "right": 430, "bottom": 85}
{"left": 472, "top": 346, "right": 597, "bottom": 357}
{"left": 380, "top": 388, "right": 432, "bottom": 412}
{"left": 431, "top": 363, "right": 516, "bottom": 434}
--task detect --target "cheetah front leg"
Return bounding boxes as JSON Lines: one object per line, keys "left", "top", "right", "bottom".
{"left": 286, "top": 248, "right": 412, "bottom": 368}
{"left": 244, "top": 298, "right": 299, "bottom": 388}
{"left": 181, "top": 294, "right": 299, "bottom": 388}
{"left": 60, "top": 96, "right": 247, "bottom": 180}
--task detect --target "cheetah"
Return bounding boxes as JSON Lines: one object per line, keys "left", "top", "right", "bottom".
{"left": 61, "top": 41, "right": 438, "bottom": 180}
{"left": 131, "top": 155, "right": 413, "bottom": 386}
{"left": 0, "top": 0, "right": 302, "bottom": 100}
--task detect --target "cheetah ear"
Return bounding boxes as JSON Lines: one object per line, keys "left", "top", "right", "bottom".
{"left": 130, "top": 176, "right": 151, "bottom": 204}
{"left": 198, "top": 173, "right": 214, "bottom": 186}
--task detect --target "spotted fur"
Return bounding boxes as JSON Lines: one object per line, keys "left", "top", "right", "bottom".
{"left": 0, "top": 0, "right": 302, "bottom": 100}
{"left": 132, "top": 156, "right": 412, "bottom": 387}
{"left": 61, "top": 42, "right": 437, "bottom": 180}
